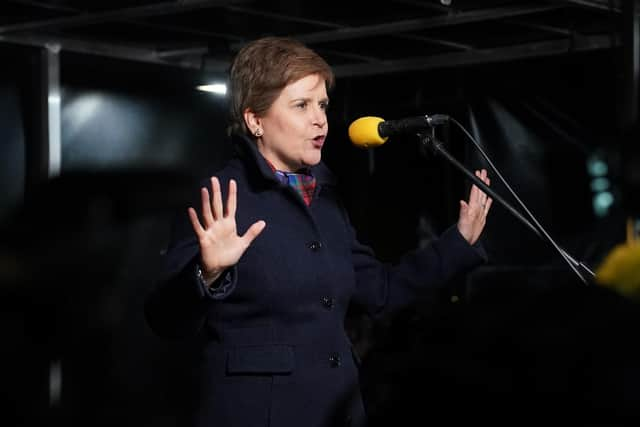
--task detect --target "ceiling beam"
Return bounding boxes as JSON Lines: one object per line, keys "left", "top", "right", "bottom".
{"left": 154, "top": 45, "right": 210, "bottom": 59}
{"left": 6, "top": 0, "right": 80, "bottom": 13}
{"left": 223, "top": 5, "right": 343, "bottom": 29}
{"left": 6, "top": 0, "right": 245, "bottom": 43}
{"left": 225, "top": 5, "right": 473, "bottom": 53}
{"left": 390, "top": 0, "right": 452, "bottom": 14}
{"left": 1, "top": 31, "right": 614, "bottom": 78}
{"left": 392, "top": 0, "right": 573, "bottom": 39}
{"left": 506, "top": 19, "right": 573, "bottom": 37}
{"left": 293, "top": 5, "right": 565, "bottom": 45}
{"left": 0, "top": 33, "right": 205, "bottom": 70}
{"left": 331, "top": 34, "right": 615, "bottom": 78}
{"left": 129, "top": 20, "right": 244, "bottom": 42}
{"left": 557, "top": 0, "right": 622, "bottom": 12}
{"left": 0, "top": 0, "right": 247, "bottom": 34}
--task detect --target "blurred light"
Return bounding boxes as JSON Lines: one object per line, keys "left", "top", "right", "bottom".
{"left": 63, "top": 94, "right": 103, "bottom": 141}
{"left": 587, "top": 157, "right": 608, "bottom": 176}
{"left": 590, "top": 177, "right": 610, "bottom": 192}
{"left": 196, "top": 83, "right": 227, "bottom": 96}
{"left": 49, "top": 360, "right": 62, "bottom": 407}
{"left": 593, "top": 191, "right": 614, "bottom": 217}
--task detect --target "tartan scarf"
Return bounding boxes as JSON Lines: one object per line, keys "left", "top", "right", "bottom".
{"left": 266, "top": 160, "right": 316, "bottom": 206}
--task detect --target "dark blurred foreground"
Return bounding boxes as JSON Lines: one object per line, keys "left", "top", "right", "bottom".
{"left": 1, "top": 171, "right": 640, "bottom": 427}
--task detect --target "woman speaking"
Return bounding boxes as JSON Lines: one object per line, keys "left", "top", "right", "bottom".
{"left": 145, "top": 36, "right": 492, "bottom": 427}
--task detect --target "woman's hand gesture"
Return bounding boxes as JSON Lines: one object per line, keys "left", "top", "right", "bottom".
{"left": 188, "top": 177, "right": 266, "bottom": 284}
{"left": 457, "top": 169, "right": 492, "bottom": 246}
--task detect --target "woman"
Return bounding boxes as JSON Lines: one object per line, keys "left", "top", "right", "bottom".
{"left": 145, "top": 36, "right": 492, "bottom": 427}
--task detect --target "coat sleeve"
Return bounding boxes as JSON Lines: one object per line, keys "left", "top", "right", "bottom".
{"left": 349, "top": 219, "right": 487, "bottom": 318}
{"left": 144, "top": 190, "right": 238, "bottom": 340}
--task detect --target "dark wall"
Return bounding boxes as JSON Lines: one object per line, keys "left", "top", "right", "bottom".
{"left": 0, "top": 80, "right": 26, "bottom": 221}
{"left": 0, "top": 45, "right": 626, "bottom": 270}
{"left": 0, "top": 41, "right": 634, "bottom": 427}
{"left": 326, "top": 48, "right": 624, "bottom": 270}
{"left": 0, "top": 44, "right": 41, "bottom": 222}
{"left": 0, "top": 48, "right": 234, "bottom": 427}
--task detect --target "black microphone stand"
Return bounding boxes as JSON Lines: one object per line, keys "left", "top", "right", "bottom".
{"left": 418, "top": 131, "right": 595, "bottom": 285}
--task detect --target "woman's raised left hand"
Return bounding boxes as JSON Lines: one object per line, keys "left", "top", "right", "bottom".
{"left": 457, "top": 169, "right": 492, "bottom": 245}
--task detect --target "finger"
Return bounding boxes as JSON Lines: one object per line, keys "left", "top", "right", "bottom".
{"left": 201, "top": 187, "right": 214, "bottom": 228}
{"left": 484, "top": 197, "right": 493, "bottom": 214}
{"left": 473, "top": 170, "right": 485, "bottom": 205}
{"left": 211, "top": 177, "right": 224, "bottom": 220}
{"left": 468, "top": 171, "right": 479, "bottom": 199}
{"left": 226, "top": 179, "right": 237, "bottom": 218}
{"left": 188, "top": 207, "right": 205, "bottom": 237}
{"left": 481, "top": 169, "right": 490, "bottom": 187}
{"left": 481, "top": 177, "right": 491, "bottom": 199}
{"left": 478, "top": 170, "right": 488, "bottom": 199}
{"left": 241, "top": 220, "right": 266, "bottom": 247}
{"left": 478, "top": 170, "right": 491, "bottom": 206}
{"left": 469, "top": 188, "right": 483, "bottom": 210}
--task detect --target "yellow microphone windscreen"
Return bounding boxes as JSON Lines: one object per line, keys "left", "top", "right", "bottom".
{"left": 348, "top": 116, "right": 388, "bottom": 148}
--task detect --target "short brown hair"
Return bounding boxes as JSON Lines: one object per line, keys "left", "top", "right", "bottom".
{"left": 228, "top": 37, "right": 335, "bottom": 137}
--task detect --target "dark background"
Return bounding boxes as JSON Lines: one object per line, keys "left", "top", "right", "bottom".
{"left": 1, "top": 1, "right": 640, "bottom": 426}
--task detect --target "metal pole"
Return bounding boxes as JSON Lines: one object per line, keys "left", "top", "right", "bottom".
{"left": 621, "top": 0, "right": 639, "bottom": 130}
{"left": 45, "top": 43, "right": 61, "bottom": 178}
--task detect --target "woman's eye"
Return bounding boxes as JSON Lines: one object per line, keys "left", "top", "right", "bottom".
{"left": 296, "top": 102, "right": 307, "bottom": 109}
{"left": 320, "top": 102, "right": 329, "bottom": 111}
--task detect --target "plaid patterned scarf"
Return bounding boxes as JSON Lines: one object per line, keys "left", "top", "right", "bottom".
{"left": 266, "top": 161, "right": 316, "bottom": 206}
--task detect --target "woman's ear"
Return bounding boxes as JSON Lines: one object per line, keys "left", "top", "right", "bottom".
{"left": 243, "top": 108, "right": 261, "bottom": 135}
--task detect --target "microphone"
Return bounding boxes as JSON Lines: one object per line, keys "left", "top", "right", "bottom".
{"left": 348, "top": 114, "right": 449, "bottom": 148}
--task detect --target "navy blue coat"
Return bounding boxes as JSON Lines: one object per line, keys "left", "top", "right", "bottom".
{"left": 145, "top": 135, "right": 486, "bottom": 427}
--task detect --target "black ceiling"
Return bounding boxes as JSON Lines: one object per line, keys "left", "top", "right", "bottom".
{"left": 0, "top": 0, "right": 630, "bottom": 78}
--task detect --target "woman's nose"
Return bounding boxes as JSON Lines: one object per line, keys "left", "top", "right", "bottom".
{"left": 311, "top": 106, "right": 327, "bottom": 127}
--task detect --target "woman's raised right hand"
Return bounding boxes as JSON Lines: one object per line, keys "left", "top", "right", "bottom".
{"left": 188, "top": 177, "right": 266, "bottom": 284}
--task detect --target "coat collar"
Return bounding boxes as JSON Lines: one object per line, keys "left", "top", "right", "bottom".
{"left": 231, "top": 133, "right": 337, "bottom": 188}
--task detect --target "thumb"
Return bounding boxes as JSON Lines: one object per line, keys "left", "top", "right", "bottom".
{"left": 459, "top": 200, "right": 468, "bottom": 215}
{"left": 241, "top": 220, "right": 266, "bottom": 247}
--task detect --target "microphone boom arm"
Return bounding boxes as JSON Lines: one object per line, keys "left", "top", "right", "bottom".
{"left": 420, "top": 132, "right": 593, "bottom": 284}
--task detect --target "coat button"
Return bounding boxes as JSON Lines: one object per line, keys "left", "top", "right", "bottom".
{"left": 308, "top": 241, "right": 322, "bottom": 251}
{"left": 322, "top": 296, "right": 334, "bottom": 310}
{"left": 329, "top": 353, "right": 342, "bottom": 368}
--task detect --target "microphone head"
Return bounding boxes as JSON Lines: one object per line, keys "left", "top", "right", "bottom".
{"left": 348, "top": 116, "right": 388, "bottom": 148}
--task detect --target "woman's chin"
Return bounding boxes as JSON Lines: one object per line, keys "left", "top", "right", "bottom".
{"left": 302, "top": 152, "right": 322, "bottom": 168}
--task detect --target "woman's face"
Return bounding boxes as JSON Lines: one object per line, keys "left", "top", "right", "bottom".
{"left": 247, "top": 73, "right": 329, "bottom": 172}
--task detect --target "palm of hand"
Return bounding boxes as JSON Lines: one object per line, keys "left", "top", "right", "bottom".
{"left": 188, "top": 177, "right": 266, "bottom": 281}
{"left": 198, "top": 216, "right": 250, "bottom": 273}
